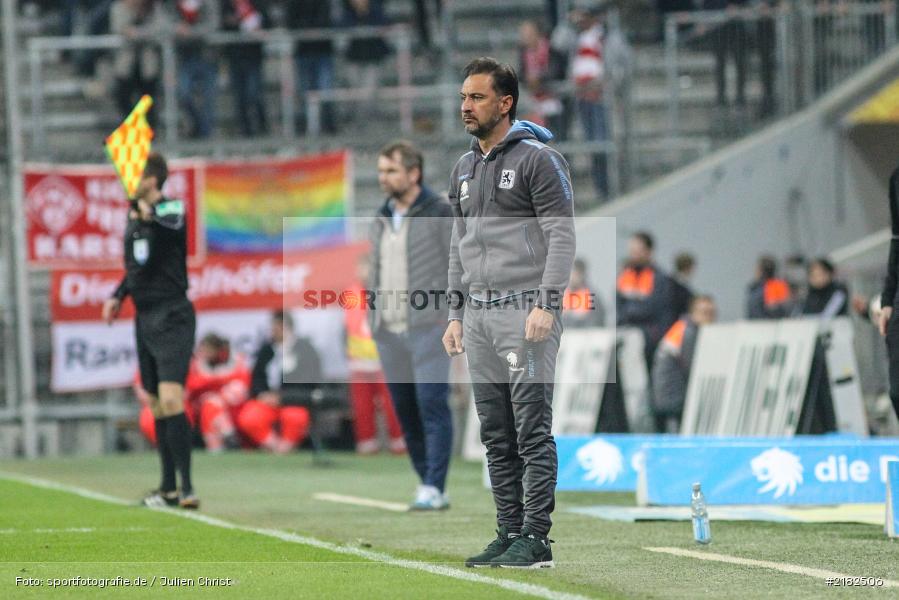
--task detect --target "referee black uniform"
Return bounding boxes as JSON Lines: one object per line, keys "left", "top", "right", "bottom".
{"left": 109, "top": 153, "right": 197, "bottom": 505}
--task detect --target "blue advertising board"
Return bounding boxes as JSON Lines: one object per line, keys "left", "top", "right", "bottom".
{"left": 555, "top": 434, "right": 855, "bottom": 493}
{"left": 641, "top": 439, "right": 899, "bottom": 505}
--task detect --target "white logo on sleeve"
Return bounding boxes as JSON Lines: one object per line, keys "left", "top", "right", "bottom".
{"left": 751, "top": 447, "right": 804, "bottom": 498}
{"left": 133, "top": 238, "right": 149, "bottom": 265}
{"left": 499, "top": 169, "right": 516, "bottom": 189}
{"left": 577, "top": 439, "right": 624, "bottom": 485}
{"left": 460, "top": 180, "right": 470, "bottom": 203}
{"left": 506, "top": 352, "right": 524, "bottom": 373}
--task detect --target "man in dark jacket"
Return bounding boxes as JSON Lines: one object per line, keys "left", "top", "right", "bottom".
{"left": 369, "top": 140, "right": 454, "bottom": 511}
{"left": 443, "top": 57, "right": 576, "bottom": 569}
{"left": 286, "top": 0, "right": 337, "bottom": 133}
{"left": 651, "top": 294, "right": 717, "bottom": 433}
{"left": 616, "top": 231, "right": 676, "bottom": 370}
{"left": 241, "top": 310, "right": 323, "bottom": 453}
{"left": 221, "top": 0, "right": 269, "bottom": 136}
{"left": 746, "top": 255, "right": 794, "bottom": 319}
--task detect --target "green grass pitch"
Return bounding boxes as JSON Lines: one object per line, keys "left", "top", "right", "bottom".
{"left": 1, "top": 452, "right": 898, "bottom": 599}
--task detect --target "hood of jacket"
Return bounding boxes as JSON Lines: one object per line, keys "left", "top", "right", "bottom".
{"left": 468, "top": 120, "right": 555, "bottom": 157}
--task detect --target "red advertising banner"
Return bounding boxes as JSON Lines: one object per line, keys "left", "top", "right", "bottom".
{"left": 51, "top": 243, "right": 369, "bottom": 322}
{"left": 24, "top": 161, "right": 204, "bottom": 268}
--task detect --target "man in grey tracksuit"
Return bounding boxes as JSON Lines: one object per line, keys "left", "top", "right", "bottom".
{"left": 442, "top": 57, "right": 575, "bottom": 569}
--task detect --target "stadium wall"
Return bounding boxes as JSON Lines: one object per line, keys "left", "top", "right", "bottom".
{"left": 583, "top": 46, "right": 899, "bottom": 321}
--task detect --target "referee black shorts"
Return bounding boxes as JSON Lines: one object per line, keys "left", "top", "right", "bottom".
{"left": 135, "top": 297, "right": 196, "bottom": 396}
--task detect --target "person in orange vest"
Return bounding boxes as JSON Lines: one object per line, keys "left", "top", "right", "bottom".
{"left": 562, "top": 257, "right": 605, "bottom": 328}
{"left": 651, "top": 295, "right": 717, "bottom": 433}
{"left": 746, "top": 255, "right": 794, "bottom": 319}
{"left": 616, "top": 231, "right": 677, "bottom": 368}
{"left": 345, "top": 256, "right": 406, "bottom": 455}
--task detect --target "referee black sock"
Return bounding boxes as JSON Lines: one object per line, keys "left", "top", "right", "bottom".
{"left": 165, "top": 412, "right": 194, "bottom": 495}
{"left": 154, "top": 417, "right": 177, "bottom": 493}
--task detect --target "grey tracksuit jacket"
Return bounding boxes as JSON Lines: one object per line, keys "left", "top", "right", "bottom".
{"left": 447, "top": 121, "right": 575, "bottom": 537}
{"left": 447, "top": 121, "right": 576, "bottom": 318}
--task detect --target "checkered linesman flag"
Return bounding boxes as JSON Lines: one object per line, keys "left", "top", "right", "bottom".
{"left": 105, "top": 95, "right": 154, "bottom": 198}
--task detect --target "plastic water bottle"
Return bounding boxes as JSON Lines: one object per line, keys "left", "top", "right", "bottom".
{"left": 691, "top": 482, "right": 711, "bottom": 545}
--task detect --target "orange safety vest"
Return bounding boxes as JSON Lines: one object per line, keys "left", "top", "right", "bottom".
{"left": 617, "top": 266, "right": 655, "bottom": 298}
{"left": 344, "top": 286, "right": 380, "bottom": 369}
{"left": 661, "top": 318, "right": 687, "bottom": 354}
{"left": 563, "top": 287, "right": 593, "bottom": 313}
{"left": 763, "top": 278, "right": 792, "bottom": 308}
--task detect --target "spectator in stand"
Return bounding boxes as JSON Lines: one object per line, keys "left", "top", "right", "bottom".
{"left": 286, "top": 0, "right": 337, "bottom": 134}
{"left": 62, "top": 0, "right": 114, "bottom": 76}
{"left": 704, "top": 0, "right": 749, "bottom": 110}
{"left": 549, "top": 7, "right": 581, "bottom": 142}
{"left": 572, "top": 7, "right": 610, "bottom": 200}
{"left": 617, "top": 231, "right": 676, "bottom": 370}
{"left": 756, "top": 0, "right": 777, "bottom": 118}
{"left": 801, "top": 257, "right": 849, "bottom": 318}
{"left": 411, "top": 0, "right": 442, "bottom": 50}
{"left": 652, "top": 294, "right": 717, "bottom": 432}
{"left": 342, "top": 0, "right": 391, "bottom": 120}
{"left": 518, "top": 20, "right": 565, "bottom": 136}
{"left": 110, "top": 0, "right": 168, "bottom": 126}
{"left": 670, "top": 252, "right": 696, "bottom": 318}
{"left": 238, "top": 310, "right": 321, "bottom": 453}
{"left": 563, "top": 257, "right": 605, "bottom": 328}
{"left": 184, "top": 333, "right": 251, "bottom": 452}
{"left": 345, "top": 256, "right": 406, "bottom": 455}
{"left": 174, "top": 0, "right": 220, "bottom": 139}
{"left": 654, "top": 0, "right": 697, "bottom": 42}
{"left": 746, "top": 255, "right": 794, "bottom": 319}
{"left": 221, "top": 0, "right": 269, "bottom": 137}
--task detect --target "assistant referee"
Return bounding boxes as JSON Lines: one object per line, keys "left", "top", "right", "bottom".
{"left": 102, "top": 152, "right": 198, "bottom": 509}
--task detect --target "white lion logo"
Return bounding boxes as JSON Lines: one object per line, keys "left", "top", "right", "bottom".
{"left": 576, "top": 439, "right": 624, "bottom": 485}
{"left": 506, "top": 352, "right": 523, "bottom": 372}
{"left": 750, "top": 447, "right": 803, "bottom": 499}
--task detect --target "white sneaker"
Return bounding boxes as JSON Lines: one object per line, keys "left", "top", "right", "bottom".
{"left": 410, "top": 485, "right": 449, "bottom": 511}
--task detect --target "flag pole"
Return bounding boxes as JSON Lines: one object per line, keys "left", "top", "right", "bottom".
{"left": 3, "top": 0, "right": 38, "bottom": 458}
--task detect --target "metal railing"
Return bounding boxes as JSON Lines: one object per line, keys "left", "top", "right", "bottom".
{"left": 664, "top": 1, "right": 897, "bottom": 141}
{"left": 26, "top": 25, "right": 415, "bottom": 155}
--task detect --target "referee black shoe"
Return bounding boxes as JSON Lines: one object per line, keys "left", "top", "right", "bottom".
{"left": 141, "top": 490, "right": 179, "bottom": 508}
{"left": 490, "top": 528, "right": 554, "bottom": 569}
{"left": 464, "top": 526, "right": 520, "bottom": 568}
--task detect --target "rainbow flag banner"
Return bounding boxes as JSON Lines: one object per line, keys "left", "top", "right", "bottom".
{"left": 204, "top": 151, "right": 350, "bottom": 253}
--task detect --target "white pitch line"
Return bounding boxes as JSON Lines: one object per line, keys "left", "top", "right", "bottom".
{"left": 313, "top": 492, "right": 409, "bottom": 513}
{"left": 1, "top": 472, "right": 591, "bottom": 600}
{"left": 644, "top": 547, "right": 899, "bottom": 588}
{"left": 0, "top": 527, "right": 148, "bottom": 535}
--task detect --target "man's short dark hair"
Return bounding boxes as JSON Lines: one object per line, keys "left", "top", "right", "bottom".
{"left": 809, "top": 257, "right": 835, "bottom": 275}
{"left": 632, "top": 231, "right": 654, "bottom": 251}
{"left": 462, "top": 57, "right": 519, "bottom": 122}
{"left": 674, "top": 252, "right": 695, "bottom": 274}
{"left": 758, "top": 256, "right": 777, "bottom": 279}
{"left": 379, "top": 140, "right": 424, "bottom": 185}
{"left": 143, "top": 152, "right": 168, "bottom": 190}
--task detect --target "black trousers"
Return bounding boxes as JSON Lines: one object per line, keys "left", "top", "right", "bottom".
{"left": 886, "top": 308, "right": 899, "bottom": 419}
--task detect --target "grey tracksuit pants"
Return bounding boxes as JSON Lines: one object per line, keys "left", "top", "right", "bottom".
{"left": 463, "top": 294, "right": 562, "bottom": 536}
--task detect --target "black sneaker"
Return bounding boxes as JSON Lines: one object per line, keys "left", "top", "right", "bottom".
{"left": 464, "top": 526, "right": 521, "bottom": 568}
{"left": 179, "top": 492, "right": 200, "bottom": 510}
{"left": 490, "top": 528, "right": 554, "bottom": 569}
{"left": 141, "top": 489, "right": 179, "bottom": 508}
